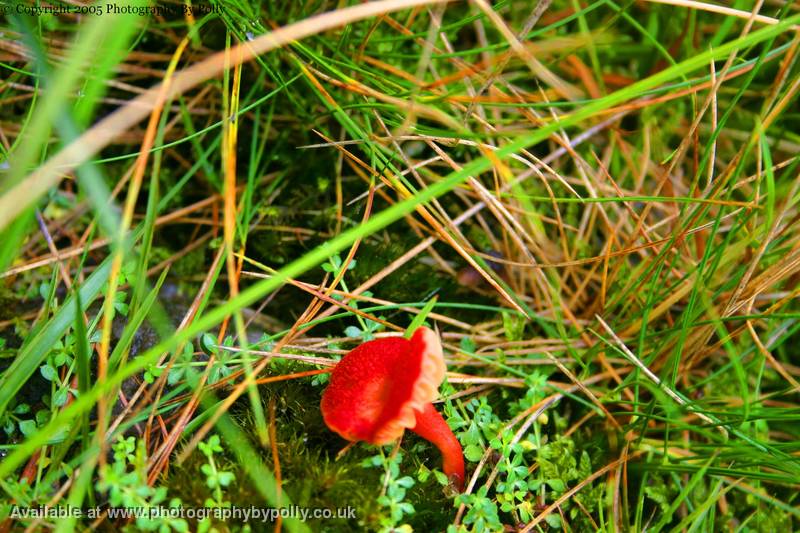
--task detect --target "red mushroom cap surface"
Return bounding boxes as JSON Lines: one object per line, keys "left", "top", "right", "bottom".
{"left": 320, "top": 327, "right": 445, "bottom": 445}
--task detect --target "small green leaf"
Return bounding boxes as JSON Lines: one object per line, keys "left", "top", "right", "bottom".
{"left": 459, "top": 336, "right": 476, "bottom": 354}
{"left": 417, "top": 464, "right": 431, "bottom": 482}
{"left": 40, "top": 364, "right": 57, "bottom": 381}
{"left": 18, "top": 419, "right": 37, "bottom": 437}
{"left": 167, "top": 367, "right": 185, "bottom": 385}
{"left": 545, "top": 513, "right": 562, "bottom": 528}
{"left": 344, "top": 326, "right": 362, "bottom": 338}
{"left": 464, "top": 444, "right": 483, "bottom": 462}
{"left": 53, "top": 388, "right": 69, "bottom": 407}
{"left": 200, "top": 333, "right": 219, "bottom": 356}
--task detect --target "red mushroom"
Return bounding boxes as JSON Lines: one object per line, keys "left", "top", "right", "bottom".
{"left": 320, "top": 327, "right": 465, "bottom": 491}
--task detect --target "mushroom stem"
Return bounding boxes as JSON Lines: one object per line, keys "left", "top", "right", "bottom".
{"left": 410, "top": 402, "right": 465, "bottom": 491}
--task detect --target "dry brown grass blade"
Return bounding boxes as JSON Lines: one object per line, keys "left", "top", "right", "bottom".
{"left": 269, "top": 398, "right": 283, "bottom": 533}
{"left": 470, "top": 0, "right": 581, "bottom": 100}
{"left": 644, "top": 0, "right": 788, "bottom": 27}
{"left": 309, "top": 121, "right": 529, "bottom": 316}
{"left": 94, "top": 37, "right": 190, "bottom": 469}
{"left": 306, "top": 114, "right": 625, "bottom": 329}
{"left": 0, "top": 0, "right": 452, "bottom": 231}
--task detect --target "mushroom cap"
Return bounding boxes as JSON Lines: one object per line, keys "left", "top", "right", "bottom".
{"left": 320, "top": 327, "right": 445, "bottom": 445}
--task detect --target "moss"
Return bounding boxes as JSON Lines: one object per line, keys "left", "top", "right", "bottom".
{"left": 170, "top": 246, "right": 207, "bottom": 279}
{"left": 0, "top": 286, "right": 11, "bottom": 320}
{"left": 167, "top": 373, "right": 382, "bottom": 530}
{"left": 402, "top": 439, "right": 460, "bottom": 531}
{"left": 349, "top": 237, "right": 460, "bottom": 310}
